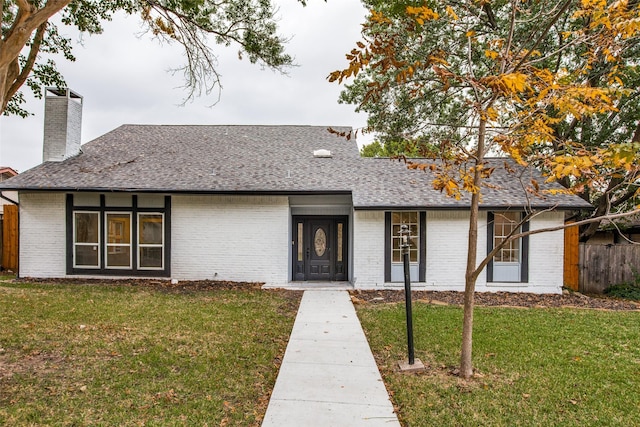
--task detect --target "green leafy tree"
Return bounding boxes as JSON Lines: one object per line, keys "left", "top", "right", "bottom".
{"left": 331, "top": 0, "right": 640, "bottom": 378}
{"left": 0, "top": 0, "right": 296, "bottom": 117}
{"left": 360, "top": 136, "right": 438, "bottom": 157}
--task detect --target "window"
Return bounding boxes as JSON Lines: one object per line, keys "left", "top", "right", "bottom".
{"left": 385, "top": 211, "right": 426, "bottom": 283}
{"left": 106, "top": 213, "right": 132, "bottom": 268}
{"left": 391, "top": 212, "right": 419, "bottom": 263}
{"left": 487, "top": 211, "right": 529, "bottom": 283}
{"left": 493, "top": 212, "right": 520, "bottom": 263}
{"left": 73, "top": 212, "right": 100, "bottom": 268}
{"left": 138, "top": 213, "right": 164, "bottom": 269}
{"left": 67, "top": 194, "right": 170, "bottom": 276}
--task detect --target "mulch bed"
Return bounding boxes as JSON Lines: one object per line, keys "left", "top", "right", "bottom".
{"left": 10, "top": 277, "right": 267, "bottom": 292}
{"left": 350, "top": 289, "right": 640, "bottom": 310}
{"left": 5, "top": 277, "right": 639, "bottom": 310}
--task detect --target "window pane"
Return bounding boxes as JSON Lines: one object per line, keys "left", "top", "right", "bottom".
{"left": 391, "top": 211, "right": 420, "bottom": 264}
{"left": 297, "top": 223, "right": 303, "bottom": 262}
{"left": 392, "top": 238, "right": 401, "bottom": 250}
{"left": 140, "top": 247, "right": 163, "bottom": 268}
{"left": 139, "top": 214, "right": 163, "bottom": 244}
{"left": 138, "top": 213, "right": 164, "bottom": 270}
{"left": 405, "top": 211, "right": 418, "bottom": 223}
{"left": 493, "top": 212, "right": 521, "bottom": 264}
{"left": 75, "top": 245, "right": 98, "bottom": 267}
{"left": 107, "top": 214, "right": 131, "bottom": 244}
{"left": 337, "top": 223, "right": 343, "bottom": 262}
{"left": 314, "top": 227, "right": 327, "bottom": 257}
{"left": 107, "top": 247, "right": 131, "bottom": 267}
{"left": 107, "top": 213, "right": 131, "bottom": 268}
{"left": 75, "top": 213, "right": 98, "bottom": 243}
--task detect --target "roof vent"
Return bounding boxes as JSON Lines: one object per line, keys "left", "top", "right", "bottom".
{"left": 313, "top": 149, "right": 332, "bottom": 158}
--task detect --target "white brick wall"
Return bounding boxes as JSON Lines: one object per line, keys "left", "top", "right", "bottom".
{"left": 352, "top": 210, "right": 385, "bottom": 288}
{"left": 352, "top": 209, "right": 564, "bottom": 294}
{"left": 425, "top": 210, "right": 470, "bottom": 291}
{"left": 15, "top": 191, "right": 565, "bottom": 293}
{"left": 525, "top": 211, "right": 565, "bottom": 293}
{"left": 19, "top": 192, "right": 67, "bottom": 278}
{"left": 171, "top": 195, "right": 290, "bottom": 284}
{"left": 43, "top": 92, "right": 83, "bottom": 162}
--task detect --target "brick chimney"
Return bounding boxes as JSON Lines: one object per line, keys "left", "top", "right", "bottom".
{"left": 43, "top": 88, "right": 83, "bottom": 162}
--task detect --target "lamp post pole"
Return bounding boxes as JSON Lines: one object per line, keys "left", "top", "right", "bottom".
{"left": 400, "top": 224, "right": 415, "bottom": 365}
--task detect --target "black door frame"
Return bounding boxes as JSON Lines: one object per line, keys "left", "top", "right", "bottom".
{"left": 292, "top": 215, "right": 348, "bottom": 281}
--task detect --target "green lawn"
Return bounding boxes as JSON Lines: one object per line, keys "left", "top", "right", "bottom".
{"left": 0, "top": 281, "right": 300, "bottom": 426}
{"left": 357, "top": 302, "right": 640, "bottom": 426}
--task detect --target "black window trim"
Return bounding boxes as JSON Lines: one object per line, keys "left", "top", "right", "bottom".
{"left": 486, "top": 211, "right": 529, "bottom": 283}
{"left": 66, "top": 193, "right": 171, "bottom": 277}
{"left": 384, "top": 211, "right": 426, "bottom": 283}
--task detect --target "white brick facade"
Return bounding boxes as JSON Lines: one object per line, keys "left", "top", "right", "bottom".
{"left": 352, "top": 209, "right": 564, "bottom": 294}
{"left": 171, "top": 195, "right": 290, "bottom": 285}
{"left": 424, "top": 210, "right": 471, "bottom": 291}
{"left": 524, "top": 211, "right": 565, "bottom": 294}
{"left": 16, "top": 192, "right": 565, "bottom": 293}
{"left": 19, "top": 192, "right": 67, "bottom": 277}
{"left": 352, "top": 210, "right": 385, "bottom": 287}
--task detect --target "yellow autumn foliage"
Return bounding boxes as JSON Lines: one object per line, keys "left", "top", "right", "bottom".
{"left": 406, "top": 6, "right": 439, "bottom": 25}
{"left": 485, "top": 50, "right": 499, "bottom": 60}
{"left": 446, "top": 6, "right": 459, "bottom": 21}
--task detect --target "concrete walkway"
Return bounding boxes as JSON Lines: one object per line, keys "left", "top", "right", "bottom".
{"left": 262, "top": 290, "right": 401, "bottom": 426}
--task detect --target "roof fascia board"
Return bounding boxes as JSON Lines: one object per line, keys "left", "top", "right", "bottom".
{"left": 353, "top": 204, "right": 592, "bottom": 211}
{"left": 8, "top": 188, "right": 354, "bottom": 197}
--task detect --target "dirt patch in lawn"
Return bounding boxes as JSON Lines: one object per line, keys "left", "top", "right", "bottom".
{"left": 350, "top": 289, "right": 640, "bottom": 310}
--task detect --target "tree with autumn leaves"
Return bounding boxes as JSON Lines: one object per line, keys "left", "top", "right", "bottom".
{"left": 0, "top": 0, "right": 296, "bottom": 117}
{"left": 338, "top": 0, "right": 640, "bottom": 242}
{"left": 330, "top": 0, "right": 640, "bottom": 378}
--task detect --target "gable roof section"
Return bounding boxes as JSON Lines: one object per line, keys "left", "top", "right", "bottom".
{"left": 0, "top": 125, "right": 359, "bottom": 194}
{"left": 351, "top": 158, "right": 592, "bottom": 210}
{"left": 0, "top": 124, "right": 591, "bottom": 210}
{"left": 0, "top": 167, "right": 18, "bottom": 180}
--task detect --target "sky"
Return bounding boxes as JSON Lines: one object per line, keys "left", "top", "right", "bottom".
{"left": 0, "top": 0, "right": 373, "bottom": 173}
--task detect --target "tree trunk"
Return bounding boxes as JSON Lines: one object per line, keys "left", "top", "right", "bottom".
{"left": 459, "top": 117, "right": 487, "bottom": 379}
{"left": 0, "top": 63, "right": 8, "bottom": 114}
{"left": 459, "top": 208, "right": 478, "bottom": 378}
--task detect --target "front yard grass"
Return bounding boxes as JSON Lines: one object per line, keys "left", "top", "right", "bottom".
{"left": 357, "top": 302, "right": 640, "bottom": 426}
{"left": 0, "top": 281, "right": 300, "bottom": 426}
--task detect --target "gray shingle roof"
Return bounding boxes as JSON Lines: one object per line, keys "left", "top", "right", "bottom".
{"left": 353, "top": 158, "right": 592, "bottom": 209}
{"left": 0, "top": 124, "right": 592, "bottom": 210}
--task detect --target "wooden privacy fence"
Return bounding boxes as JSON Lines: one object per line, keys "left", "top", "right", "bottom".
{"left": 2, "top": 204, "right": 18, "bottom": 271}
{"left": 563, "top": 223, "right": 579, "bottom": 291}
{"left": 579, "top": 243, "right": 640, "bottom": 294}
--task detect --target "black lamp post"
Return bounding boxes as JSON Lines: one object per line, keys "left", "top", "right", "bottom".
{"left": 400, "top": 224, "right": 416, "bottom": 365}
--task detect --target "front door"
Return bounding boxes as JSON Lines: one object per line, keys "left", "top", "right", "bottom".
{"left": 293, "top": 216, "right": 347, "bottom": 281}
{"left": 308, "top": 219, "right": 332, "bottom": 280}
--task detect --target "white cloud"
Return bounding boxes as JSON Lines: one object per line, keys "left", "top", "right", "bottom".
{"left": 0, "top": 0, "right": 373, "bottom": 173}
